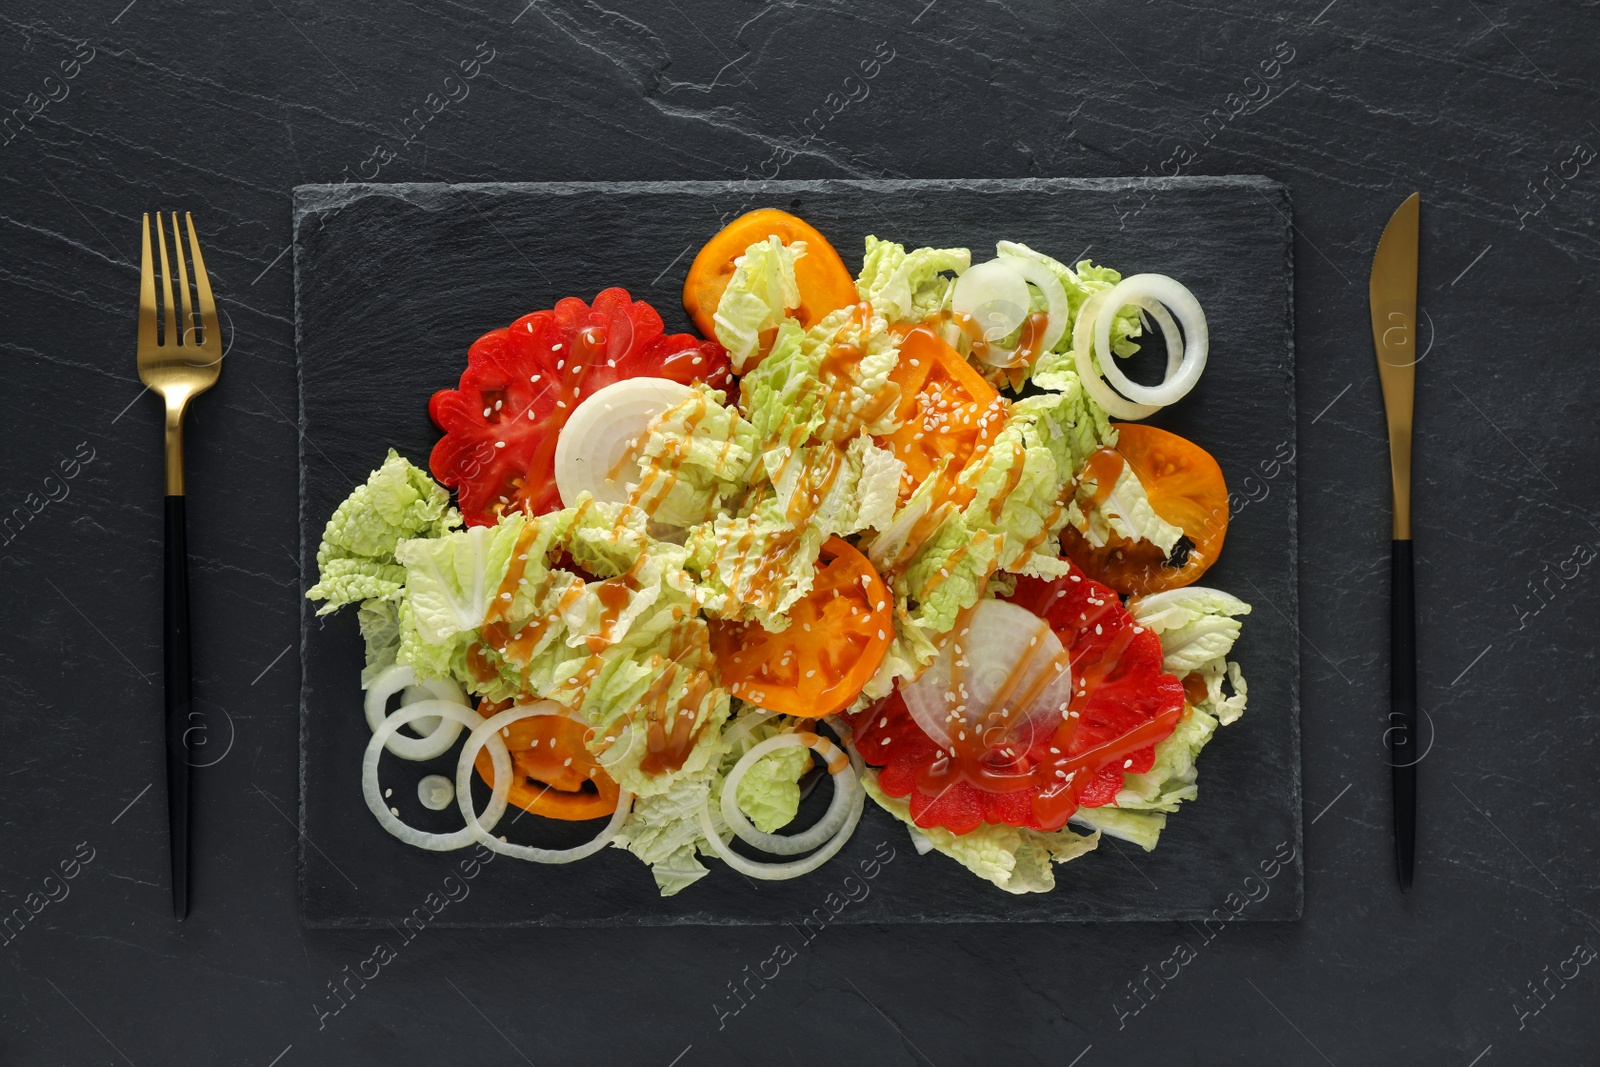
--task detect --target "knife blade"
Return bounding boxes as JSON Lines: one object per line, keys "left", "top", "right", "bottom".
{"left": 1370, "top": 191, "right": 1419, "bottom": 892}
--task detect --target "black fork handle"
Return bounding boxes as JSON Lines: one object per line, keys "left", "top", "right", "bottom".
{"left": 165, "top": 495, "right": 191, "bottom": 919}
{"left": 1391, "top": 538, "right": 1416, "bottom": 892}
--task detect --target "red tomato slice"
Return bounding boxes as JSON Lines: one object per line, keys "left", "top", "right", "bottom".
{"left": 429, "top": 289, "right": 733, "bottom": 526}
{"left": 851, "top": 562, "right": 1183, "bottom": 834}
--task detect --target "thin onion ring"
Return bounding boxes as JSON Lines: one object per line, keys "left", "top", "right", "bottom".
{"left": 1074, "top": 291, "right": 1160, "bottom": 420}
{"left": 973, "top": 256, "right": 1069, "bottom": 367}
{"left": 1094, "top": 274, "right": 1208, "bottom": 407}
{"left": 400, "top": 685, "right": 444, "bottom": 737}
{"left": 952, "top": 259, "right": 1029, "bottom": 348}
{"left": 363, "top": 700, "right": 510, "bottom": 851}
{"left": 455, "top": 704, "right": 635, "bottom": 864}
{"left": 365, "top": 663, "right": 466, "bottom": 761}
{"left": 720, "top": 733, "right": 858, "bottom": 856}
{"left": 698, "top": 742, "right": 865, "bottom": 881}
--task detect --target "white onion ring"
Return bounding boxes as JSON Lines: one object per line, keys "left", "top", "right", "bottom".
{"left": 400, "top": 684, "right": 443, "bottom": 737}
{"left": 454, "top": 704, "right": 635, "bottom": 864}
{"left": 900, "top": 599, "right": 1072, "bottom": 752}
{"left": 554, "top": 377, "right": 697, "bottom": 522}
{"left": 971, "top": 255, "right": 1068, "bottom": 367}
{"left": 698, "top": 742, "right": 865, "bottom": 880}
{"left": 365, "top": 664, "right": 467, "bottom": 761}
{"left": 363, "top": 701, "right": 509, "bottom": 851}
{"left": 1093, "top": 274, "right": 1208, "bottom": 407}
{"left": 720, "top": 733, "right": 858, "bottom": 856}
{"left": 1074, "top": 291, "right": 1160, "bottom": 420}
{"left": 952, "top": 259, "right": 1029, "bottom": 344}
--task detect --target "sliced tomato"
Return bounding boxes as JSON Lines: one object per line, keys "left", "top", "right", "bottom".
{"left": 429, "top": 289, "right": 733, "bottom": 526}
{"left": 710, "top": 536, "right": 893, "bottom": 718}
{"left": 1059, "top": 423, "right": 1230, "bottom": 596}
{"left": 877, "top": 326, "right": 1007, "bottom": 505}
{"left": 851, "top": 562, "right": 1183, "bottom": 833}
{"left": 471, "top": 706, "right": 622, "bottom": 821}
{"left": 683, "top": 208, "right": 858, "bottom": 347}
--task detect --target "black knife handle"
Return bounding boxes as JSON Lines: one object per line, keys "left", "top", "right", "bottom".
{"left": 1390, "top": 538, "right": 1416, "bottom": 892}
{"left": 165, "top": 495, "right": 192, "bottom": 920}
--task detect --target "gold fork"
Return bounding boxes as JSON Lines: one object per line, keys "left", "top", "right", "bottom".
{"left": 137, "top": 211, "right": 221, "bottom": 920}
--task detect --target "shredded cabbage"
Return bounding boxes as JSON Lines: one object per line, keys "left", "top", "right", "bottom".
{"left": 713, "top": 236, "right": 804, "bottom": 373}
{"left": 862, "top": 771, "right": 1099, "bottom": 893}
{"left": 306, "top": 450, "right": 458, "bottom": 612}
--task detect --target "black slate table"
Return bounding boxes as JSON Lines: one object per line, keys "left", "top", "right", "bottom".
{"left": 3, "top": 2, "right": 1598, "bottom": 1064}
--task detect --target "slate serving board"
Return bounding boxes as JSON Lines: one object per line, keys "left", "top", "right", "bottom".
{"left": 295, "top": 177, "right": 1298, "bottom": 927}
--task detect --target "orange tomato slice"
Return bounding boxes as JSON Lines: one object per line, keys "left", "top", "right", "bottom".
{"left": 683, "top": 208, "right": 859, "bottom": 344}
{"left": 878, "top": 326, "right": 1005, "bottom": 504}
{"left": 710, "top": 537, "right": 893, "bottom": 718}
{"left": 1059, "top": 423, "right": 1230, "bottom": 595}
{"left": 472, "top": 709, "right": 622, "bottom": 821}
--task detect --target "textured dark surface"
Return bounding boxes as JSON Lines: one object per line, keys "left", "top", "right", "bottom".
{"left": 3, "top": 1, "right": 1598, "bottom": 1063}
{"left": 295, "top": 176, "right": 1299, "bottom": 927}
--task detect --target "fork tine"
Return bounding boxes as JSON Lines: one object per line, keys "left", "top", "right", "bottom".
{"left": 155, "top": 211, "right": 176, "bottom": 347}
{"left": 138, "top": 213, "right": 158, "bottom": 351}
{"left": 184, "top": 213, "right": 219, "bottom": 351}
{"left": 170, "top": 212, "right": 193, "bottom": 348}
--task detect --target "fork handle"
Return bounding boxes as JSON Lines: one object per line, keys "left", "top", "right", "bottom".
{"left": 165, "top": 493, "right": 192, "bottom": 920}
{"left": 1390, "top": 538, "right": 1416, "bottom": 893}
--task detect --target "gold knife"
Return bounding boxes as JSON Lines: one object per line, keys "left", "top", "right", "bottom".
{"left": 1369, "top": 192, "right": 1419, "bottom": 891}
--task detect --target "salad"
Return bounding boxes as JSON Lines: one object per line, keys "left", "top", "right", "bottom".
{"left": 307, "top": 208, "right": 1253, "bottom": 895}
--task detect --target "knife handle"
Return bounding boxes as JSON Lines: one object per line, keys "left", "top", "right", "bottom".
{"left": 165, "top": 494, "right": 192, "bottom": 919}
{"left": 1390, "top": 538, "right": 1416, "bottom": 892}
